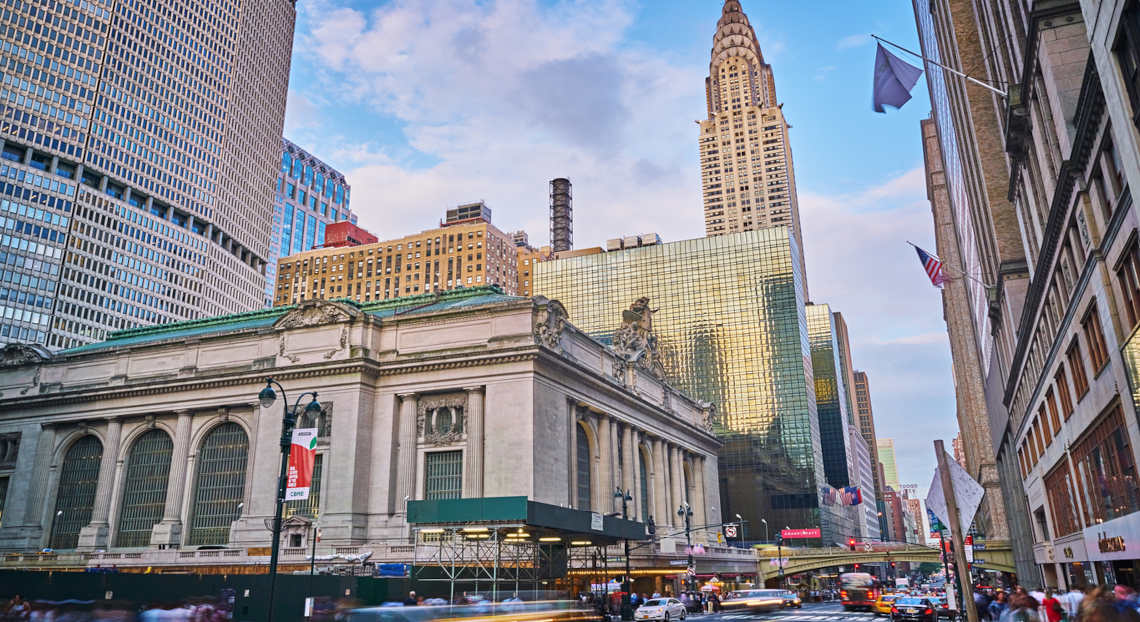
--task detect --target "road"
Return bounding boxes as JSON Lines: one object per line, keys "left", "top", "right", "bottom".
{"left": 697, "top": 601, "right": 881, "bottom": 622}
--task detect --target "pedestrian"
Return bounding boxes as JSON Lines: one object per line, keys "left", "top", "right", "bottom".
{"left": 403, "top": 591, "right": 418, "bottom": 606}
{"left": 1041, "top": 589, "right": 1064, "bottom": 622}
{"left": 1061, "top": 587, "right": 1084, "bottom": 619}
{"left": 999, "top": 591, "right": 1041, "bottom": 622}
{"left": 1084, "top": 586, "right": 1140, "bottom": 622}
{"left": 989, "top": 591, "right": 1009, "bottom": 621}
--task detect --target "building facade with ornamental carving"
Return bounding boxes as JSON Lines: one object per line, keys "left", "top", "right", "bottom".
{"left": 0, "top": 287, "right": 745, "bottom": 584}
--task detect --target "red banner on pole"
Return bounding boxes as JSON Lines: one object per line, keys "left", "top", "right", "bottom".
{"left": 286, "top": 428, "right": 318, "bottom": 501}
{"left": 780, "top": 528, "right": 821, "bottom": 539}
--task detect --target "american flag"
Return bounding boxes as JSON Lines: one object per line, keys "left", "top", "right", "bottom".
{"left": 914, "top": 245, "right": 946, "bottom": 287}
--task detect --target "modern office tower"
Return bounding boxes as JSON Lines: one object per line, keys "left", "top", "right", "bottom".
{"left": 268, "top": 139, "right": 354, "bottom": 304}
{"left": 549, "top": 178, "right": 572, "bottom": 252}
{"left": 0, "top": 1, "right": 296, "bottom": 349}
{"left": 273, "top": 207, "right": 519, "bottom": 305}
{"left": 533, "top": 227, "right": 849, "bottom": 544}
{"left": 698, "top": 1, "right": 806, "bottom": 289}
{"left": 516, "top": 244, "right": 551, "bottom": 298}
{"left": 905, "top": 496, "right": 926, "bottom": 545}
{"left": 848, "top": 426, "right": 881, "bottom": 541}
{"left": 877, "top": 439, "right": 901, "bottom": 492}
{"left": 853, "top": 370, "right": 888, "bottom": 535}
{"left": 806, "top": 303, "right": 853, "bottom": 489}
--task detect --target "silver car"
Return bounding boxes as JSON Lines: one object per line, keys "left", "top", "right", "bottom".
{"left": 635, "top": 598, "right": 688, "bottom": 622}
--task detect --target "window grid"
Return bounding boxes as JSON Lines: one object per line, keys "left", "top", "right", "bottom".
{"left": 188, "top": 423, "right": 249, "bottom": 546}
{"left": 115, "top": 430, "right": 173, "bottom": 547}
{"left": 576, "top": 425, "right": 591, "bottom": 511}
{"left": 425, "top": 451, "right": 462, "bottom": 501}
{"left": 50, "top": 436, "right": 102, "bottom": 549}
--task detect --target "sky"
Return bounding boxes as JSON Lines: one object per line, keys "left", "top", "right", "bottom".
{"left": 284, "top": 0, "right": 955, "bottom": 503}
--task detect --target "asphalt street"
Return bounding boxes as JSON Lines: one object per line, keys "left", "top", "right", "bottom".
{"left": 695, "top": 601, "right": 882, "bottom": 622}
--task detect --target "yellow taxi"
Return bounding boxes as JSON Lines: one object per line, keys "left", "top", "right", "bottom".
{"left": 874, "top": 593, "right": 900, "bottom": 616}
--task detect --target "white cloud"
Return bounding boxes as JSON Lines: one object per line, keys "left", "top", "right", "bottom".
{"left": 837, "top": 33, "right": 870, "bottom": 50}
{"left": 293, "top": 0, "right": 707, "bottom": 247}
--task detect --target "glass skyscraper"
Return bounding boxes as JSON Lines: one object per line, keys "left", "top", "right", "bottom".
{"left": 267, "top": 139, "right": 354, "bottom": 305}
{"left": 0, "top": 0, "right": 296, "bottom": 349}
{"left": 806, "top": 303, "right": 852, "bottom": 489}
{"left": 534, "top": 228, "right": 843, "bottom": 540}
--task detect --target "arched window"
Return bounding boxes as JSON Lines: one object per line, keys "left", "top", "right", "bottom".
{"left": 51, "top": 436, "right": 102, "bottom": 549}
{"left": 576, "top": 424, "right": 591, "bottom": 511}
{"left": 639, "top": 448, "right": 651, "bottom": 523}
{"left": 116, "top": 430, "right": 173, "bottom": 547}
{"left": 188, "top": 423, "right": 249, "bottom": 545}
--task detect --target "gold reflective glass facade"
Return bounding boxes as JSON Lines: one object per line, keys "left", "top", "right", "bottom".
{"left": 534, "top": 228, "right": 837, "bottom": 537}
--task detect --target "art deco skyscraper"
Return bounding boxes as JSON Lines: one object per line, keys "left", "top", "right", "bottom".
{"left": 0, "top": 0, "right": 295, "bottom": 349}
{"left": 699, "top": 1, "right": 806, "bottom": 284}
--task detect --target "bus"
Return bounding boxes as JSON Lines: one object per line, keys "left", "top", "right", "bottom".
{"left": 839, "top": 572, "right": 880, "bottom": 611}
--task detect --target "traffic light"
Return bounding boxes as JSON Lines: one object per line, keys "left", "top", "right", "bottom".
{"left": 890, "top": 562, "right": 896, "bottom": 568}
{"left": 854, "top": 563, "right": 860, "bottom": 570}
{"left": 849, "top": 538, "right": 856, "bottom": 551}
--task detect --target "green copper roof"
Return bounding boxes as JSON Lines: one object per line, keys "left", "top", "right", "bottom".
{"left": 61, "top": 286, "right": 526, "bottom": 355}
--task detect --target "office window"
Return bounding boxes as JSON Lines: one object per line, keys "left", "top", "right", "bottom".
{"left": 1073, "top": 405, "right": 1140, "bottom": 523}
{"left": 1046, "top": 389, "right": 1062, "bottom": 436}
{"left": 1067, "top": 340, "right": 1090, "bottom": 398}
{"left": 1055, "top": 367, "right": 1075, "bottom": 419}
{"left": 424, "top": 451, "right": 462, "bottom": 500}
{"left": 1115, "top": 1, "right": 1140, "bottom": 130}
{"left": 1040, "top": 406, "right": 1053, "bottom": 446}
{"left": 1045, "top": 462, "right": 1083, "bottom": 537}
{"left": 1082, "top": 304, "right": 1110, "bottom": 373}
{"left": 1117, "top": 237, "right": 1140, "bottom": 329}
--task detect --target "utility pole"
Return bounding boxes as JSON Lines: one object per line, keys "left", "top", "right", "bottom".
{"left": 934, "top": 440, "right": 978, "bottom": 622}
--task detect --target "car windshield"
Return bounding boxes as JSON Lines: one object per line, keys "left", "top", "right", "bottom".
{"left": 898, "top": 598, "right": 928, "bottom": 606}
{"left": 644, "top": 600, "right": 667, "bottom": 607}
{"left": 882, "top": 596, "right": 898, "bottom": 602}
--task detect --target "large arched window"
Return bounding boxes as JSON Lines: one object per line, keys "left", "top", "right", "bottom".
{"left": 188, "top": 423, "right": 249, "bottom": 545}
{"left": 116, "top": 429, "right": 173, "bottom": 547}
{"left": 50, "top": 436, "right": 102, "bottom": 549}
{"left": 576, "top": 424, "right": 592, "bottom": 511}
{"left": 639, "top": 448, "right": 651, "bottom": 523}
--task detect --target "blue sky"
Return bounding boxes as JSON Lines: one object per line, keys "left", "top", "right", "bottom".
{"left": 285, "top": 0, "right": 955, "bottom": 502}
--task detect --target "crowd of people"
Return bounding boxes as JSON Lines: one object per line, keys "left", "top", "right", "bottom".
{"left": 972, "top": 584, "right": 1140, "bottom": 622}
{"left": 1, "top": 594, "right": 233, "bottom": 621}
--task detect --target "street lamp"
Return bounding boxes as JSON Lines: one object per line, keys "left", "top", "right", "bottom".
{"left": 677, "top": 503, "right": 694, "bottom": 592}
{"left": 735, "top": 513, "right": 747, "bottom": 548}
{"left": 760, "top": 518, "right": 769, "bottom": 544}
{"left": 614, "top": 487, "right": 634, "bottom": 620}
{"left": 47, "top": 509, "right": 62, "bottom": 550}
{"left": 258, "top": 377, "right": 322, "bottom": 622}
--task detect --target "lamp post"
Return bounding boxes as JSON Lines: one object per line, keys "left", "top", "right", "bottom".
{"left": 615, "top": 487, "right": 634, "bottom": 621}
{"left": 258, "top": 377, "right": 322, "bottom": 622}
{"left": 735, "top": 513, "right": 747, "bottom": 548}
{"left": 760, "top": 518, "right": 769, "bottom": 544}
{"left": 678, "top": 504, "right": 694, "bottom": 593}
{"left": 47, "top": 510, "right": 62, "bottom": 549}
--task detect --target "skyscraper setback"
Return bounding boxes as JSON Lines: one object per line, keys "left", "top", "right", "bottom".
{"left": 699, "top": 0, "right": 806, "bottom": 287}
{"left": 0, "top": 0, "right": 296, "bottom": 349}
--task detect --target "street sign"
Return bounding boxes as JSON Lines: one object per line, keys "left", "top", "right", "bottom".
{"left": 686, "top": 567, "right": 696, "bottom": 576}
{"left": 591, "top": 513, "right": 604, "bottom": 531}
{"left": 974, "top": 558, "right": 986, "bottom": 564}
{"left": 669, "top": 559, "right": 689, "bottom": 566}
{"left": 781, "top": 528, "right": 821, "bottom": 539}
{"left": 926, "top": 451, "right": 985, "bottom": 536}
{"left": 724, "top": 524, "right": 739, "bottom": 539}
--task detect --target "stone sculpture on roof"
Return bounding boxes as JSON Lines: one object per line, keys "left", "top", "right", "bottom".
{"left": 612, "top": 296, "right": 666, "bottom": 378}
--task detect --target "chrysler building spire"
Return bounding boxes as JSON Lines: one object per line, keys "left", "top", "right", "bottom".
{"left": 698, "top": 0, "right": 807, "bottom": 291}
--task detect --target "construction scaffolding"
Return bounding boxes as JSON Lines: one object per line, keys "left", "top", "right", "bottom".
{"left": 408, "top": 497, "right": 646, "bottom": 602}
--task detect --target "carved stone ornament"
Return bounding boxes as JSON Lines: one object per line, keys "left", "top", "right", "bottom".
{"left": 275, "top": 299, "right": 360, "bottom": 330}
{"left": 417, "top": 393, "right": 468, "bottom": 446}
{"left": 0, "top": 343, "right": 50, "bottom": 368}
{"left": 533, "top": 297, "right": 567, "bottom": 351}
{"left": 699, "top": 401, "right": 718, "bottom": 434}
{"left": 612, "top": 297, "right": 666, "bottom": 377}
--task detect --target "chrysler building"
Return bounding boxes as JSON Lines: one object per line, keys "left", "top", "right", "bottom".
{"left": 699, "top": 1, "right": 807, "bottom": 283}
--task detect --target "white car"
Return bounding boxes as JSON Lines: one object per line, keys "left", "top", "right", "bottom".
{"left": 635, "top": 598, "right": 688, "bottom": 621}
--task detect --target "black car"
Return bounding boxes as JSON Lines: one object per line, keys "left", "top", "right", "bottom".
{"left": 890, "top": 597, "right": 938, "bottom": 622}
{"left": 925, "top": 596, "right": 956, "bottom": 618}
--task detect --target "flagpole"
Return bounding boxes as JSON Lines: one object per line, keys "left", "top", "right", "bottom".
{"left": 906, "top": 241, "right": 994, "bottom": 288}
{"left": 872, "top": 34, "right": 1007, "bottom": 98}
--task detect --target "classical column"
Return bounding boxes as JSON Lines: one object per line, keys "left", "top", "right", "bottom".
{"left": 595, "top": 415, "right": 612, "bottom": 512}
{"left": 693, "top": 456, "right": 708, "bottom": 533}
{"left": 151, "top": 410, "right": 193, "bottom": 547}
{"left": 396, "top": 394, "right": 418, "bottom": 509}
{"left": 463, "top": 386, "right": 485, "bottom": 498}
{"left": 653, "top": 438, "right": 668, "bottom": 526}
{"left": 631, "top": 432, "right": 643, "bottom": 521}
{"left": 622, "top": 425, "right": 635, "bottom": 518}
{"left": 78, "top": 418, "right": 122, "bottom": 549}
{"left": 670, "top": 445, "right": 684, "bottom": 527}
{"left": 24, "top": 425, "right": 55, "bottom": 548}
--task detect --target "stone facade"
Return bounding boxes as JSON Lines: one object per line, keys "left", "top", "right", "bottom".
{"left": 0, "top": 288, "right": 723, "bottom": 573}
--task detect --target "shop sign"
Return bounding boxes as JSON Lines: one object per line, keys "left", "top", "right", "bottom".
{"left": 780, "top": 528, "right": 821, "bottom": 539}
{"left": 1083, "top": 511, "right": 1140, "bottom": 561}
{"left": 591, "top": 512, "right": 604, "bottom": 531}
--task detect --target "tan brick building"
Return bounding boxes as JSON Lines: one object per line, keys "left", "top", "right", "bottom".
{"left": 273, "top": 209, "right": 520, "bottom": 305}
